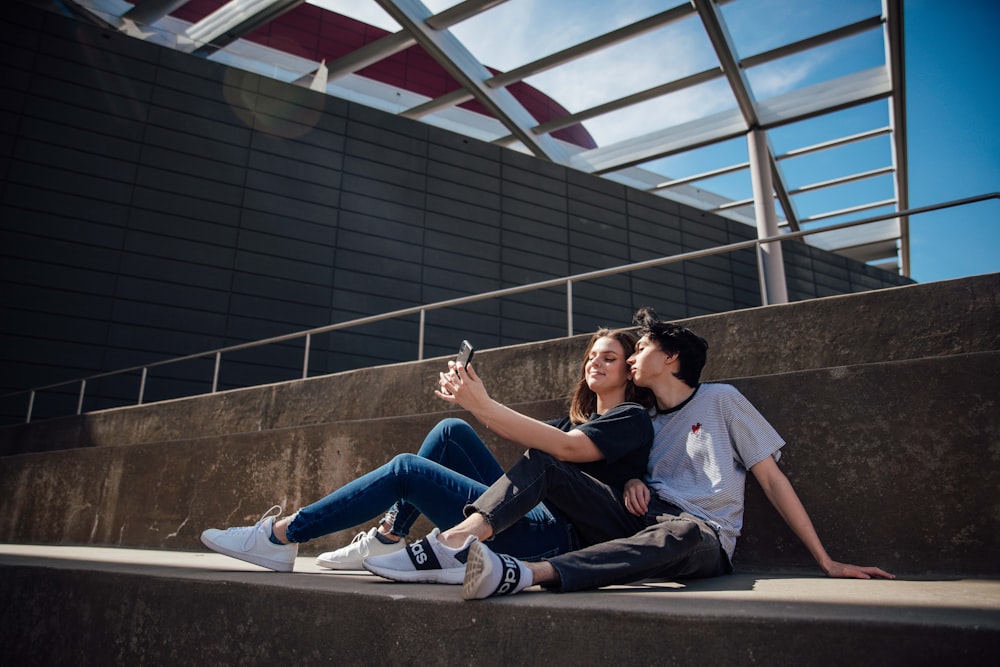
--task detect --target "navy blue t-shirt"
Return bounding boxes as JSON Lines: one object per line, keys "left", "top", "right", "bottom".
{"left": 546, "top": 402, "right": 653, "bottom": 491}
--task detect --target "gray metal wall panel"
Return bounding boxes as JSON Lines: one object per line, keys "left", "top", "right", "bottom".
{"left": 0, "top": 2, "right": 913, "bottom": 422}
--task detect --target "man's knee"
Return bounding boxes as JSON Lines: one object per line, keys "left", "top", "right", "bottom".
{"left": 656, "top": 517, "right": 703, "bottom": 549}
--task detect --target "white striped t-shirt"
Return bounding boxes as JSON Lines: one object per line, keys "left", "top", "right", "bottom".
{"left": 647, "top": 383, "right": 785, "bottom": 559}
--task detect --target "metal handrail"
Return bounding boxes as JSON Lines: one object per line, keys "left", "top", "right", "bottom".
{"left": 5, "top": 193, "right": 996, "bottom": 423}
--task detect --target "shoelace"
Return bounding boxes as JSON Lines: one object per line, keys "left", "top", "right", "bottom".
{"left": 347, "top": 529, "right": 379, "bottom": 557}
{"left": 224, "top": 505, "right": 283, "bottom": 550}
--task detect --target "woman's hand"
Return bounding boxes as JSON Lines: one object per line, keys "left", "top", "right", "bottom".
{"left": 623, "top": 478, "right": 650, "bottom": 516}
{"left": 435, "top": 361, "right": 491, "bottom": 411}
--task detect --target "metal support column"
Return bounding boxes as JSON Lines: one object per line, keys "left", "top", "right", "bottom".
{"left": 747, "top": 128, "right": 788, "bottom": 305}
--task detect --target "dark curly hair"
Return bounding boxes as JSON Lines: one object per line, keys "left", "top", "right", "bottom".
{"left": 632, "top": 307, "right": 708, "bottom": 388}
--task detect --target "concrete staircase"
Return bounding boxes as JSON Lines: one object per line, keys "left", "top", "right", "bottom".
{"left": 1, "top": 274, "right": 998, "bottom": 665}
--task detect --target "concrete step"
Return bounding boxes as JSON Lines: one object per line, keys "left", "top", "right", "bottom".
{"left": 1, "top": 545, "right": 997, "bottom": 666}
{"left": 1, "top": 275, "right": 997, "bottom": 664}
{"left": 2, "top": 352, "right": 996, "bottom": 576}
{"left": 2, "top": 273, "right": 996, "bottom": 454}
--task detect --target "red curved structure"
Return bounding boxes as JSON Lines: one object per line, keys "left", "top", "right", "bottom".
{"left": 172, "top": 0, "right": 597, "bottom": 149}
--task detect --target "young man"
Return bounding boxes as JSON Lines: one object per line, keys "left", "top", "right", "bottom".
{"left": 368, "top": 307, "right": 893, "bottom": 599}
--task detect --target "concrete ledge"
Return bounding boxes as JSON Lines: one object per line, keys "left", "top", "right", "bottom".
{"left": 2, "top": 274, "right": 996, "bottom": 453}
{"left": 0, "top": 352, "right": 1000, "bottom": 575}
{"left": 1, "top": 545, "right": 997, "bottom": 666}
{"left": 0, "top": 403, "right": 563, "bottom": 555}
{"left": 2, "top": 354, "right": 996, "bottom": 575}
{"left": 732, "top": 351, "right": 1000, "bottom": 575}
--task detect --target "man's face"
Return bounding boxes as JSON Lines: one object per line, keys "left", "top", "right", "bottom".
{"left": 627, "top": 335, "right": 667, "bottom": 388}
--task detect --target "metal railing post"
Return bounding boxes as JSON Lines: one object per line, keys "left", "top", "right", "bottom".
{"left": 77, "top": 379, "right": 86, "bottom": 415}
{"left": 566, "top": 279, "right": 574, "bottom": 337}
{"left": 302, "top": 333, "right": 311, "bottom": 379}
{"left": 212, "top": 352, "right": 221, "bottom": 393}
{"left": 138, "top": 367, "right": 148, "bottom": 405}
{"left": 755, "top": 241, "right": 769, "bottom": 306}
{"left": 418, "top": 309, "right": 426, "bottom": 360}
{"left": 26, "top": 391, "right": 35, "bottom": 424}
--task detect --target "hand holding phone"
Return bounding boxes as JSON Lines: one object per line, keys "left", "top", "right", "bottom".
{"left": 438, "top": 340, "right": 491, "bottom": 408}
{"left": 456, "top": 339, "right": 474, "bottom": 367}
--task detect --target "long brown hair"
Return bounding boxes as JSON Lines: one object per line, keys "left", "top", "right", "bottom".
{"left": 567, "top": 328, "right": 655, "bottom": 424}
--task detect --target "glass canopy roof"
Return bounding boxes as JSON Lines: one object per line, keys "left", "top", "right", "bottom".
{"left": 71, "top": 0, "right": 909, "bottom": 273}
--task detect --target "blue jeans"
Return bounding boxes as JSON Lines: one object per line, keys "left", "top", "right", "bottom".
{"left": 284, "top": 418, "right": 575, "bottom": 561}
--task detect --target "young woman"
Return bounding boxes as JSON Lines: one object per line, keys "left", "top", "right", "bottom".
{"left": 200, "top": 328, "right": 654, "bottom": 573}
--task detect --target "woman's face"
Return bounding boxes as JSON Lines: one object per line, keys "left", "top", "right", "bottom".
{"left": 584, "top": 336, "right": 630, "bottom": 395}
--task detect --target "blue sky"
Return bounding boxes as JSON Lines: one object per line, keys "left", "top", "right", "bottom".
{"left": 316, "top": 0, "right": 997, "bottom": 284}
{"left": 902, "top": 0, "right": 998, "bottom": 283}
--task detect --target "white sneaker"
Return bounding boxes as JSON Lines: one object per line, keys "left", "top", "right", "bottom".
{"left": 362, "top": 528, "right": 474, "bottom": 584}
{"left": 200, "top": 505, "right": 298, "bottom": 572}
{"left": 462, "top": 541, "right": 532, "bottom": 600}
{"left": 315, "top": 527, "right": 406, "bottom": 570}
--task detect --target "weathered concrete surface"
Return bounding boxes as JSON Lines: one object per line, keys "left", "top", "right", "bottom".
{"left": 1, "top": 545, "right": 997, "bottom": 667}
{"left": 1, "top": 354, "right": 996, "bottom": 575}
{"left": 0, "top": 275, "right": 997, "bottom": 665}
{"left": 693, "top": 272, "right": 1000, "bottom": 380}
{"left": 731, "top": 351, "right": 1000, "bottom": 575}
{"left": 0, "top": 402, "right": 563, "bottom": 557}
{"left": 0, "top": 342, "right": 583, "bottom": 455}
{"left": 1, "top": 274, "right": 996, "bottom": 454}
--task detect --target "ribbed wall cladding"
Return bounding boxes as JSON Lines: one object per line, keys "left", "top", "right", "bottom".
{"left": 0, "top": 2, "right": 912, "bottom": 423}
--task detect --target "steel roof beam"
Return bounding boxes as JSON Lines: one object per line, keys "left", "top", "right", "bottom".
{"left": 424, "top": 0, "right": 510, "bottom": 30}
{"left": 651, "top": 161, "right": 750, "bottom": 191}
{"left": 325, "top": 0, "right": 507, "bottom": 82}
{"left": 775, "top": 127, "right": 892, "bottom": 160}
{"left": 757, "top": 66, "right": 892, "bottom": 128}
{"left": 571, "top": 65, "right": 891, "bottom": 176}
{"left": 569, "top": 107, "right": 748, "bottom": 174}
{"left": 373, "top": 0, "right": 569, "bottom": 161}
{"left": 488, "top": 4, "right": 697, "bottom": 89}
{"left": 402, "top": 4, "right": 698, "bottom": 124}
{"left": 183, "top": 0, "right": 305, "bottom": 55}
{"left": 534, "top": 15, "right": 888, "bottom": 141}
{"left": 323, "top": 31, "right": 415, "bottom": 81}
{"left": 801, "top": 198, "right": 898, "bottom": 224}
{"left": 884, "top": 0, "right": 910, "bottom": 275}
{"left": 532, "top": 67, "right": 723, "bottom": 136}
{"left": 740, "top": 15, "right": 883, "bottom": 69}
{"left": 691, "top": 0, "right": 759, "bottom": 126}
{"left": 789, "top": 167, "right": 896, "bottom": 196}
{"left": 691, "top": 0, "right": 798, "bottom": 235}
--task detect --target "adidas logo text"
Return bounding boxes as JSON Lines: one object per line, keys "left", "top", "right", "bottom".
{"left": 495, "top": 553, "right": 520, "bottom": 595}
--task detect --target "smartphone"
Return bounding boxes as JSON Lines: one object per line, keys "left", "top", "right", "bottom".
{"left": 456, "top": 340, "right": 474, "bottom": 367}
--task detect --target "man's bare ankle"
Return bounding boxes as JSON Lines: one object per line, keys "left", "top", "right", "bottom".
{"left": 377, "top": 525, "right": 401, "bottom": 542}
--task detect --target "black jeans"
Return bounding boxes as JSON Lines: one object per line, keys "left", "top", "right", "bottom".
{"left": 470, "top": 449, "right": 728, "bottom": 592}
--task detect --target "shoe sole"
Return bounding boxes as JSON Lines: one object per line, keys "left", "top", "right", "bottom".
{"left": 315, "top": 542, "right": 406, "bottom": 571}
{"left": 200, "top": 532, "right": 295, "bottom": 572}
{"left": 314, "top": 556, "right": 364, "bottom": 570}
{"left": 363, "top": 559, "right": 465, "bottom": 584}
{"left": 462, "top": 541, "right": 495, "bottom": 599}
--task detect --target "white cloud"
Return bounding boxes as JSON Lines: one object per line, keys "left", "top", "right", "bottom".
{"left": 307, "top": 0, "right": 399, "bottom": 32}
